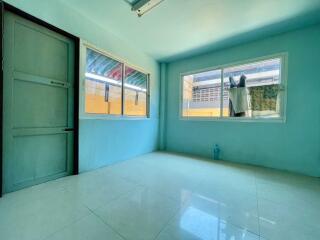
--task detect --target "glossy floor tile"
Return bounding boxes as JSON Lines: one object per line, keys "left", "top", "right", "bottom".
{"left": 46, "top": 214, "right": 123, "bottom": 240}
{"left": 0, "top": 152, "right": 319, "bottom": 240}
{"left": 93, "top": 187, "right": 180, "bottom": 240}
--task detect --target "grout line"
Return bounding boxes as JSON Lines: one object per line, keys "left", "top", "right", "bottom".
{"left": 42, "top": 173, "right": 142, "bottom": 240}
{"left": 118, "top": 175, "right": 146, "bottom": 188}
{"left": 253, "top": 170, "right": 262, "bottom": 239}
{"left": 133, "top": 183, "right": 190, "bottom": 239}
{"left": 85, "top": 186, "right": 141, "bottom": 212}
{"left": 41, "top": 208, "right": 92, "bottom": 240}
{"left": 88, "top": 207, "right": 128, "bottom": 240}
{"left": 152, "top": 200, "right": 182, "bottom": 240}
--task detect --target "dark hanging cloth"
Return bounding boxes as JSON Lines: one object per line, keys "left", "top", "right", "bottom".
{"left": 229, "top": 75, "right": 247, "bottom": 117}
{"left": 229, "top": 77, "right": 237, "bottom": 117}
{"left": 238, "top": 75, "right": 246, "bottom": 88}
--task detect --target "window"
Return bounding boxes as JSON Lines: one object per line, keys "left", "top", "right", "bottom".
{"left": 181, "top": 55, "right": 286, "bottom": 121}
{"left": 182, "top": 69, "right": 222, "bottom": 117}
{"left": 124, "top": 66, "right": 148, "bottom": 116}
{"left": 85, "top": 48, "right": 123, "bottom": 115}
{"left": 85, "top": 48, "right": 149, "bottom": 117}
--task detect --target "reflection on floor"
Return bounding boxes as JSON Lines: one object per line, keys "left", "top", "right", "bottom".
{"left": 0, "top": 152, "right": 320, "bottom": 240}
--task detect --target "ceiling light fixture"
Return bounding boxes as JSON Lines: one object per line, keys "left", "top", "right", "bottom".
{"left": 131, "top": 0, "right": 164, "bottom": 17}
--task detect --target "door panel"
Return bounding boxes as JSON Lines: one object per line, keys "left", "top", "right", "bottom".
{"left": 14, "top": 21, "right": 69, "bottom": 82}
{"left": 3, "top": 12, "right": 75, "bottom": 193}
{"left": 13, "top": 79, "right": 68, "bottom": 128}
{"left": 33, "top": 134, "right": 67, "bottom": 179}
{"left": 13, "top": 133, "right": 68, "bottom": 184}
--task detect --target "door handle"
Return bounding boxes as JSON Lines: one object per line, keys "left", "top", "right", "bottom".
{"left": 51, "top": 81, "right": 66, "bottom": 87}
{"left": 64, "top": 128, "right": 74, "bottom": 132}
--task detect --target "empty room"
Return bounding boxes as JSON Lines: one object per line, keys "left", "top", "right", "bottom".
{"left": 0, "top": 0, "right": 320, "bottom": 239}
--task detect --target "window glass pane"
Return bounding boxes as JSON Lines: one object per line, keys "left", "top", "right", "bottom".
{"left": 182, "top": 69, "right": 222, "bottom": 117}
{"left": 223, "top": 58, "right": 282, "bottom": 118}
{"left": 85, "top": 48, "right": 123, "bottom": 115}
{"left": 124, "top": 66, "right": 148, "bottom": 116}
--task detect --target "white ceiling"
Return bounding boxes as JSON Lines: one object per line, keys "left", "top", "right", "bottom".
{"left": 60, "top": 0, "right": 320, "bottom": 62}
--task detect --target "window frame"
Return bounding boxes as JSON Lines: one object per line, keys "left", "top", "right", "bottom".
{"left": 180, "top": 53, "right": 288, "bottom": 123}
{"left": 123, "top": 64, "right": 150, "bottom": 118}
{"left": 80, "top": 40, "right": 150, "bottom": 120}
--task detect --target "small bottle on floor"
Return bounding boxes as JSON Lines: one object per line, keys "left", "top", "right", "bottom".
{"left": 213, "top": 144, "right": 221, "bottom": 160}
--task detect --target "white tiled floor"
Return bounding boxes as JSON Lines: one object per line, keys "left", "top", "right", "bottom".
{"left": 0, "top": 152, "right": 320, "bottom": 240}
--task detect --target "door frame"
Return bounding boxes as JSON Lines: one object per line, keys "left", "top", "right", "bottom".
{"left": 0, "top": 1, "right": 80, "bottom": 197}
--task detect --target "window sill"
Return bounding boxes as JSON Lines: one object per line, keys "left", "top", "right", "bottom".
{"left": 180, "top": 116, "right": 286, "bottom": 123}
{"left": 80, "top": 114, "right": 150, "bottom": 121}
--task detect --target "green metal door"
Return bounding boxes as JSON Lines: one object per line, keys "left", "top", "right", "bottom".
{"left": 3, "top": 12, "right": 75, "bottom": 193}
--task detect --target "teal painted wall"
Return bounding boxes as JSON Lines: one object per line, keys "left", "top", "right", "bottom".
{"left": 164, "top": 24, "right": 320, "bottom": 177}
{"left": 5, "top": 0, "right": 160, "bottom": 172}
{"left": 4, "top": 0, "right": 320, "bottom": 178}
